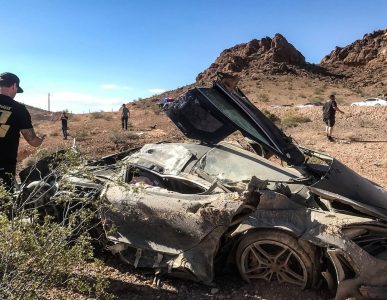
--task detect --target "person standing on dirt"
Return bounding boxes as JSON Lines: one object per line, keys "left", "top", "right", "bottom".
{"left": 0, "top": 72, "right": 46, "bottom": 191}
{"left": 322, "top": 94, "right": 344, "bottom": 141}
{"left": 119, "top": 104, "right": 130, "bottom": 130}
{"left": 60, "top": 111, "right": 69, "bottom": 140}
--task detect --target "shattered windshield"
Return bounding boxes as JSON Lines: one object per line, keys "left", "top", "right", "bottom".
{"left": 196, "top": 144, "right": 303, "bottom": 187}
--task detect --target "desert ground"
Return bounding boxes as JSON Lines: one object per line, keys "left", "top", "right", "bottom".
{"left": 16, "top": 99, "right": 386, "bottom": 299}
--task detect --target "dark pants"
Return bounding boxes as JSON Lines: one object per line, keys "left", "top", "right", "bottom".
{"left": 0, "top": 164, "right": 16, "bottom": 192}
{"left": 121, "top": 116, "right": 128, "bottom": 130}
{"left": 62, "top": 127, "right": 68, "bottom": 139}
{"left": 323, "top": 116, "right": 335, "bottom": 127}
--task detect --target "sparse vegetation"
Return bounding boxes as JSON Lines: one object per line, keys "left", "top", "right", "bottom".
{"left": 0, "top": 150, "right": 111, "bottom": 299}
{"left": 310, "top": 96, "right": 324, "bottom": 102}
{"left": 281, "top": 111, "right": 311, "bottom": 128}
{"left": 352, "top": 87, "right": 366, "bottom": 97}
{"left": 109, "top": 131, "right": 140, "bottom": 150}
{"left": 314, "top": 87, "right": 324, "bottom": 95}
{"left": 258, "top": 93, "right": 270, "bottom": 102}
{"left": 74, "top": 129, "right": 90, "bottom": 141}
{"left": 335, "top": 97, "right": 347, "bottom": 105}
{"left": 91, "top": 112, "right": 113, "bottom": 121}
{"left": 22, "top": 148, "right": 61, "bottom": 168}
{"left": 262, "top": 109, "right": 280, "bottom": 123}
{"left": 304, "top": 81, "right": 312, "bottom": 87}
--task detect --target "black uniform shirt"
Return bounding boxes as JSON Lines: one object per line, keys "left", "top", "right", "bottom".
{"left": 323, "top": 99, "right": 338, "bottom": 119}
{"left": 61, "top": 114, "right": 68, "bottom": 128}
{"left": 0, "top": 94, "right": 33, "bottom": 166}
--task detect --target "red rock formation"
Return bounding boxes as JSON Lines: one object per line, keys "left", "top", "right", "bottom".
{"left": 321, "top": 29, "right": 387, "bottom": 66}
{"left": 196, "top": 34, "right": 305, "bottom": 84}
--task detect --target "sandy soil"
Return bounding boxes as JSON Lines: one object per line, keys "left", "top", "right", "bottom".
{"left": 17, "top": 103, "right": 387, "bottom": 299}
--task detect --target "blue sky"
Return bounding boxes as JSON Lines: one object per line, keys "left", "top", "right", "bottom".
{"left": 2, "top": 0, "right": 386, "bottom": 113}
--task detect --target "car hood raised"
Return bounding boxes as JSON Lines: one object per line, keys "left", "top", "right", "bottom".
{"left": 167, "top": 80, "right": 305, "bottom": 166}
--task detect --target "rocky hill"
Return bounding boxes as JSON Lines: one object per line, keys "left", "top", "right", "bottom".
{"left": 190, "top": 29, "right": 387, "bottom": 104}
{"left": 196, "top": 33, "right": 306, "bottom": 84}
{"left": 321, "top": 29, "right": 387, "bottom": 66}
{"left": 321, "top": 29, "right": 387, "bottom": 97}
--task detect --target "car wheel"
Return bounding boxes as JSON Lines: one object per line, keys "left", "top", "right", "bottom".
{"left": 236, "top": 230, "right": 316, "bottom": 289}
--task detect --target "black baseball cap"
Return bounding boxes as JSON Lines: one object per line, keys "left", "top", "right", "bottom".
{"left": 0, "top": 72, "right": 24, "bottom": 93}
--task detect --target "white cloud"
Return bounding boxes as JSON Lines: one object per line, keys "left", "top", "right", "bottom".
{"left": 101, "top": 84, "right": 118, "bottom": 89}
{"left": 18, "top": 91, "right": 125, "bottom": 113}
{"left": 149, "top": 88, "right": 166, "bottom": 95}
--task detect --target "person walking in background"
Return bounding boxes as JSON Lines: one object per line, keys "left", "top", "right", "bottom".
{"left": 60, "top": 111, "right": 69, "bottom": 140}
{"left": 0, "top": 72, "right": 46, "bottom": 191}
{"left": 322, "top": 94, "right": 344, "bottom": 141}
{"left": 119, "top": 103, "right": 130, "bottom": 130}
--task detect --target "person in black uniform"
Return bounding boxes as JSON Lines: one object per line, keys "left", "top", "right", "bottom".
{"left": 322, "top": 95, "right": 344, "bottom": 141}
{"left": 119, "top": 104, "right": 130, "bottom": 130}
{"left": 0, "top": 72, "right": 46, "bottom": 191}
{"left": 60, "top": 111, "right": 69, "bottom": 140}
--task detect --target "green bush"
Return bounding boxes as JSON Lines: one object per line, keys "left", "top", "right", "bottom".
{"left": 0, "top": 150, "right": 112, "bottom": 299}
{"left": 310, "top": 96, "right": 324, "bottom": 103}
{"left": 262, "top": 109, "right": 280, "bottom": 123}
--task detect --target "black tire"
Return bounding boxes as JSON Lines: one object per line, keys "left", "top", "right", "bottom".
{"left": 236, "top": 230, "right": 317, "bottom": 289}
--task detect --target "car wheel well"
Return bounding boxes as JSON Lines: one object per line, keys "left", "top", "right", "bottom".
{"left": 235, "top": 228, "right": 321, "bottom": 289}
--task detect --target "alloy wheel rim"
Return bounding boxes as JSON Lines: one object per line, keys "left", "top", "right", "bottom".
{"left": 240, "top": 240, "right": 308, "bottom": 288}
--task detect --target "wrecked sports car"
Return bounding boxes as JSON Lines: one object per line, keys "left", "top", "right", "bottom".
{"left": 19, "top": 75, "right": 387, "bottom": 299}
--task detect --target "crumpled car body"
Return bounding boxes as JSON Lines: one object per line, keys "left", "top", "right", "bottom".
{"left": 19, "top": 75, "right": 387, "bottom": 299}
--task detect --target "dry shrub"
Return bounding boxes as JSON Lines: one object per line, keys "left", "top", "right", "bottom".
{"left": 109, "top": 131, "right": 140, "bottom": 150}
{"left": 310, "top": 96, "right": 324, "bottom": 103}
{"left": 70, "top": 115, "right": 81, "bottom": 122}
{"left": 22, "top": 147, "right": 65, "bottom": 169}
{"left": 281, "top": 112, "right": 311, "bottom": 128}
{"left": 258, "top": 93, "right": 270, "bottom": 102}
{"left": 314, "top": 87, "right": 324, "bottom": 95}
{"left": 344, "top": 132, "right": 361, "bottom": 142}
{"left": 91, "top": 112, "right": 112, "bottom": 121}
{"left": 74, "top": 129, "right": 90, "bottom": 141}
{"left": 262, "top": 109, "right": 280, "bottom": 124}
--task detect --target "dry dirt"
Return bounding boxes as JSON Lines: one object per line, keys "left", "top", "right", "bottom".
{"left": 17, "top": 102, "right": 387, "bottom": 299}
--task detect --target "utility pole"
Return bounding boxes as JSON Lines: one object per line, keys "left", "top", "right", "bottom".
{"left": 48, "top": 93, "right": 51, "bottom": 112}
